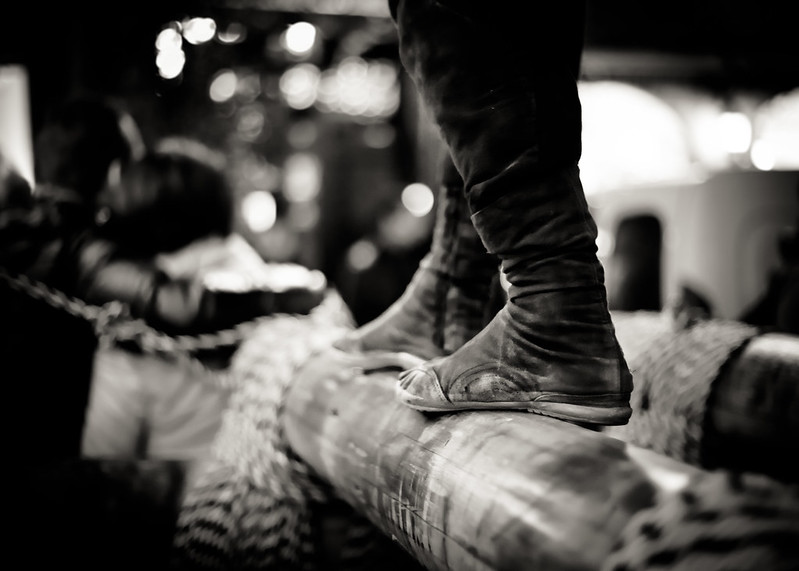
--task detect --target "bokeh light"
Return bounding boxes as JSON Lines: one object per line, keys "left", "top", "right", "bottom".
{"left": 241, "top": 190, "right": 277, "bottom": 233}
{"left": 283, "top": 152, "right": 322, "bottom": 202}
{"left": 346, "top": 239, "right": 379, "bottom": 271}
{"left": 401, "top": 182, "right": 435, "bottom": 217}
{"left": 217, "top": 21, "right": 246, "bottom": 44}
{"left": 209, "top": 69, "right": 237, "bottom": 103}
{"left": 316, "top": 57, "right": 400, "bottom": 118}
{"left": 155, "top": 23, "right": 185, "bottom": 80}
{"left": 279, "top": 63, "right": 320, "bottom": 110}
{"left": 282, "top": 22, "right": 317, "bottom": 56}
{"left": 155, "top": 26, "right": 183, "bottom": 52}
{"left": 717, "top": 111, "right": 752, "bottom": 154}
{"left": 182, "top": 17, "right": 217, "bottom": 45}
{"left": 156, "top": 48, "right": 186, "bottom": 80}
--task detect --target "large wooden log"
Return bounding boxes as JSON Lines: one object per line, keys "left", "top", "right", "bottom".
{"left": 283, "top": 348, "right": 708, "bottom": 571}
{"left": 282, "top": 316, "right": 799, "bottom": 570}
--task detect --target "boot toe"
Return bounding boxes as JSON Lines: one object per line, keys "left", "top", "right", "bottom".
{"left": 396, "top": 366, "right": 450, "bottom": 410}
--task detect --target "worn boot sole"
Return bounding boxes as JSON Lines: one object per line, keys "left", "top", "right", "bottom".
{"left": 396, "top": 383, "right": 632, "bottom": 426}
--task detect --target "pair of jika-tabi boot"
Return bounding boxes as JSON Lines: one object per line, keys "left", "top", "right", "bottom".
{"left": 335, "top": 0, "right": 633, "bottom": 426}
{"left": 335, "top": 159, "right": 632, "bottom": 426}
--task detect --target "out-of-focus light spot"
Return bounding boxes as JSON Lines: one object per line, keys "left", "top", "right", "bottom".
{"left": 401, "top": 183, "right": 434, "bottom": 217}
{"left": 283, "top": 22, "right": 317, "bottom": 56}
{"left": 284, "top": 152, "right": 322, "bottom": 202}
{"left": 287, "top": 119, "right": 318, "bottom": 149}
{"left": 718, "top": 111, "right": 752, "bottom": 154}
{"left": 183, "top": 17, "right": 217, "bottom": 45}
{"left": 750, "top": 139, "right": 776, "bottom": 171}
{"left": 217, "top": 22, "right": 246, "bottom": 44}
{"left": 241, "top": 190, "right": 277, "bottom": 233}
{"left": 156, "top": 48, "right": 186, "bottom": 80}
{"left": 237, "top": 72, "right": 261, "bottom": 102}
{"left": 378, "top": 207, "right": 431, "bottom": 250}
{"left": 362, "top": 123, "right": 395, "bottom": 149}
{"left": 235, "top": 104, "right": 267, "bottom": 142}
{"left": 209, "top": 69, "right": 237, "bottom": 103}
{"left": 316, "top": 57, "right": 400, "bottom": 119}
{"left": 287, "top": 201, "right": 320, "bottom": 231}
{"left": 346, "top": 239, "right": 379, "bottom": 271}
{"left": 156, "top": 26, "right": 183, "bottom": 52}
{"left": 279, "top": 64, "right": 320, "bottom": 110}
{"left": 237, "top": 154, "right": 280, "bottom": 193}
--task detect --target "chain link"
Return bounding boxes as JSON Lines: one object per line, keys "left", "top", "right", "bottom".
{"left": 1, "top": 267, "right": 268, "bottom": 366}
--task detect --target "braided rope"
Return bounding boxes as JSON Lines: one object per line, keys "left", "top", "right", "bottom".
{"left": 605, "top": 311, "right": 759, "bottom": 465}
{"left": 173, "top": 290, "right": 379, "bottom": 568}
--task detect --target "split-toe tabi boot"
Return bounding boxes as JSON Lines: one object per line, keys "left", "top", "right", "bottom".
{"left": 333, "top": 156, "right": 500, "bottom": 361}
{"left": 391, "top": 0, "right": 633, "bottom": 425}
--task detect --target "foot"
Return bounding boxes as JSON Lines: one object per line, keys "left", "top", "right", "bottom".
{"left": 333, "top": 261, "right": 446, "bottom": 361}
{"left": 396, "top": 293, "right": 633, "bottom": 426}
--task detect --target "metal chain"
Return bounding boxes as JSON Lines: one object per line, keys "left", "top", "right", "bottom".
{"left": 0, "top": 267, "right": 270, "bottom": 374}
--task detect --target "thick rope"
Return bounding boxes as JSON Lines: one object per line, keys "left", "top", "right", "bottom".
{"left": 605, "top": 310, "right": 759, "bottom": 465}
{"left": 172, "top": 291, "right": 384, "bottom": 569}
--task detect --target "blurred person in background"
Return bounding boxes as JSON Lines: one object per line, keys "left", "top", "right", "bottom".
{"left": 337, "top": 0, "right": 633, "bottom": 425}
{"left": 80, "top": 136, "right": 326, "bottom": 462}
{"left": 3, "top": 108, "right": 326, "bottom": 564}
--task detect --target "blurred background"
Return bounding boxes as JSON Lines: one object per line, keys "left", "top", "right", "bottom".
{"left": 2, "top": 0, "right": 797, "bottom": 327}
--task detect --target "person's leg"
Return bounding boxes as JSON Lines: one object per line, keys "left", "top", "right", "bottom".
{"left": 335, "top": 151, "right": 500, "bottom": 359}
{"left": 391, "top": 0, "right": 633, "bottom": 425}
